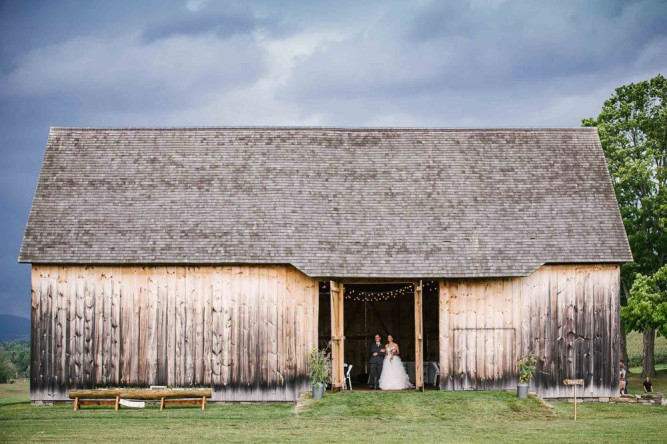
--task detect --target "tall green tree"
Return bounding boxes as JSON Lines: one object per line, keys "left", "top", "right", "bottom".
{"left": 583, "top": 74, "right": 667, "bottom": 374}
{"left": 622, "top": 265, "right": 667, "bottom": 376}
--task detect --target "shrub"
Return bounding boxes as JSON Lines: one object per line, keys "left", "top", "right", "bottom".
{"left": 307, "top": 348, "right": 332, "bottom": 387}
{"left": 628, "top": 352, "right": 667, "bottom": 368}
{"left": 519, "top": 354, "right": 536, "bottom": 383}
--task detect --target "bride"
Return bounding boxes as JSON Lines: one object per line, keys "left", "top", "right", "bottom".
{"left": 378, "top": 335, "right": 414, "bottom": 390}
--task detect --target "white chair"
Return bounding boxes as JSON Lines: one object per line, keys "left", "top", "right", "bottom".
{"left": 431, "top": 362, "right": 440, "bottom": 387}
{"left": 344, "top": 364, "right": 353, "bottom": 390}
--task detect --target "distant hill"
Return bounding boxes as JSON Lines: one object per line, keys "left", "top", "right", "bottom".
{"left": 0, "top": 315, "right": 30, "bottom": 342}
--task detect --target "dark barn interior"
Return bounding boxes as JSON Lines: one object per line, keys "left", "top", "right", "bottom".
{"left": 318, "top": 281, "right": 439, "bottom": 386}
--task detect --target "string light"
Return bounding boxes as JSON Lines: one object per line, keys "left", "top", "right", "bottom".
{"left": 345, "top": 285, "right": 413, "bottom": 302}
{"left": 318, "top": 280, "right": 438, "bottom": 303}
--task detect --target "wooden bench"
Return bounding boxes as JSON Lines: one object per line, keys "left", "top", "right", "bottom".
{"left": 69, "top": 388, "right": 212, "bottom": 411}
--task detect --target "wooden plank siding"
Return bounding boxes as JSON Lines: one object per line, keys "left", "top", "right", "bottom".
{"left": 30, "top": 265, "right": 318, "bottom": 402}
{"left": 31, "top": 262, "right": 620, "bottom": 401}
{"left": 439, "top": 264, "right": 620, "bottom": 398}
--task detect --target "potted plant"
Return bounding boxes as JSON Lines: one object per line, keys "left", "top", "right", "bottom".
{"left": 307, "top": 348, "right": 331, "bottom": 399}
{"left": 517, "top": 354, "right": 536, "bottom": 399}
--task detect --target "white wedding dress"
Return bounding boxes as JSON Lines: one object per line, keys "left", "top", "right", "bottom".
{"left": 378, "top": 345, "right": 414, "bottom": 390}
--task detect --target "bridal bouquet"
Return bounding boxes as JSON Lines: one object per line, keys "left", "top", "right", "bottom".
{"left": 389, "top": 348, "right": 397, "bottom": 362}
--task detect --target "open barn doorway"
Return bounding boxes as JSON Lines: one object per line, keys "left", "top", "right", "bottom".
{"left": 318, "top": 281, "right": 440, "bottom": 390}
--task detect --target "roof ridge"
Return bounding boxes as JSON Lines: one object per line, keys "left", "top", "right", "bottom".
{"left": 49, "top": 126, "right": 597, "bottom": 131}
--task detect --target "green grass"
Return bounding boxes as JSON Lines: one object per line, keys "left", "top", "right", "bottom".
{"left": 0, "top": 379, "right": 29, "bottom": 404}
{"left": 0, "top": 381, "right": 665, "bottom": 443}
{"left": 626, "top": 366, "right": 667, "bottom": 395}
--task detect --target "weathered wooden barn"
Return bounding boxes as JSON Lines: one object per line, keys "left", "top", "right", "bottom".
{"left": 20, "top": 127, "right": 632, "bottom": 402}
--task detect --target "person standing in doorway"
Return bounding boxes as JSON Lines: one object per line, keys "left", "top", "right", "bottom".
{"left": 369, "top": 334, "right": 386, "bottom": 390}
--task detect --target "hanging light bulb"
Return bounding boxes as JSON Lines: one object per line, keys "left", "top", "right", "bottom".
{"left": 343, "top": 284, "right": 414, "bottom": 302}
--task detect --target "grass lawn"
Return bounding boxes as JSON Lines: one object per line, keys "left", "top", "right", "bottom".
{"left": 626, "top": 366, "right": 667, "bottom": 395}
{"left": 0, "top": 381, "right": 665, "bottom": 443}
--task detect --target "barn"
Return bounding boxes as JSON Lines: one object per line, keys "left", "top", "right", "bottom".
{"left": 19, "top": 127, "right": 632, "bottom": 402}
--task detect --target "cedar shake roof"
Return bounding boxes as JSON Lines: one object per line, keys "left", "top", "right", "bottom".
{"left": 18, "top": 127, "right": 632, "bottom": 278}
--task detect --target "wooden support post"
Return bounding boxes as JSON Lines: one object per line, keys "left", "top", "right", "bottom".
{"left": 414, "top": 280, "right": 423, "bottom": 391}
{"left": 115, "top": 395, "right": 120, "bottom": 411}
{"left": 202, "top": 395, "right": 206, "bottom": 410}
{"left": 73, "top": 397, "right": 79, "bottom": 411}
{"left": 160, "top": 397, "right": 165, "bottom": 411}
{"left": 330, "top": 281, "right": 345, "bottom": 391}
{"left": 438, "top": 280, "right": 449, "bottom": 391}
{"left": 574, "top": 385, "right": 577, "bottom": 422}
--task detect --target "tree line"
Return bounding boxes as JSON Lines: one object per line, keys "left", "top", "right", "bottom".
{"left": 0, "top": 339, "right": 30, "bottom": 383}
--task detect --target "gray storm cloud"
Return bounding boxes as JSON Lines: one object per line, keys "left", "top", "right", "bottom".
{"left": 0, "top": 0, "right": 665, "bottom": 316}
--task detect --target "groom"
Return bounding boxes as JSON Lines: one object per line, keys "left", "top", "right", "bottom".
{"left": 369, "top": 334, "right": 386, "bottom": 390}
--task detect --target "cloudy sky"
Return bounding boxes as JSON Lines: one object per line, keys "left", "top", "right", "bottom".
{"left": 1, "top": 0, "right": 666, "bottom": 317}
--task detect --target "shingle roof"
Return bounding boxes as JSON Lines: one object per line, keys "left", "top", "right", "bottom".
{"left": 18, "top": 127, "right": 632, "bottom": 278}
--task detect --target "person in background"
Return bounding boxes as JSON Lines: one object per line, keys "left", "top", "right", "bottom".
{"left": 618, "top": 362, "right": 628, "bottom": 395}
{"left": 643, "top": 376, "right": 653, "bottom": 393}
{"left": 619, "top": 362, "right": 627, "bottom": 395}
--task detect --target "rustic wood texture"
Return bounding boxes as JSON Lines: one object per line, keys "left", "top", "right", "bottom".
{"left": 31, "top": 265, "right": 317, "bottom": 402}
{"left": 330, "top": 281, "right": 345, "bottom": 390}
{"left": 439, "top": 264, "right": 620, "bottom": 398}
{"left": 414, "top": 281, "right": 423, "bottom": 390}
{"left": 69, "top": 388, "right": 211, "bottom": 399}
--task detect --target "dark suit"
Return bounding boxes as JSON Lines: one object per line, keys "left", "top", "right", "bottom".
{"left": 369, "top": 342, "right": 385, "bottom": 388}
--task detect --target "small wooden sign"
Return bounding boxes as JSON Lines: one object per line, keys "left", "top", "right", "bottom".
{"left": 563, "top": 379, "right": 584, "bottom": 421}
{"left": 563, "top": 379, "right": 584, "bottom": 386}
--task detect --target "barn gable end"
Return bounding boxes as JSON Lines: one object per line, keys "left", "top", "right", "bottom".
{"left": 21, "top": 127, "right": 631, "bottom": 401}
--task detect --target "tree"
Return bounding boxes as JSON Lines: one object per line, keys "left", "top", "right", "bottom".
{"left": 621, "top": 265, "right": 667, "bottom": 376}
{"left": 0, "top": 349, "right": 16, "bottom": 383}
{"left": 6, "top": 342, "right": 30, "bottom": 377}
{"left": 583, "top": 74, "right": 667, "bottom": 373}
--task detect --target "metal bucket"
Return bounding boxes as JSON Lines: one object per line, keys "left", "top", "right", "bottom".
{"left": 312, "top": 382, "right": 325, "bottom": 400}
{"left": 517, "top": 383, "right": 529, "bottom": 399}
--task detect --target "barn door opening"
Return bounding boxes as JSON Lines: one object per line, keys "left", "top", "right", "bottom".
{"left": 318, "top": 281, "right": 440, "bottom": 391}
